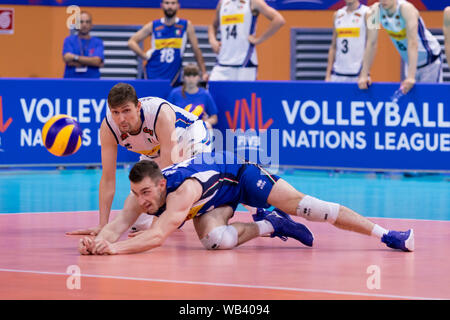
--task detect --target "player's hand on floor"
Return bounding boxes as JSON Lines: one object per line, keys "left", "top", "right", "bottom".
{"left": 66, "top": 226, "right": 102, "bottom": 236}
{"left": 93, "top": 239, "right": 117, "bottom": 255}
{"left": 79, "top": 237, "right": 95, "bottom": 255}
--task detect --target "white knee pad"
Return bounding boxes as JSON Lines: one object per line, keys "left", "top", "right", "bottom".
{"left": 200, "top": 225, "right": 238, "bottom": 250}
{"left": 296, "top": 195, "right": 340, "bottom": 224}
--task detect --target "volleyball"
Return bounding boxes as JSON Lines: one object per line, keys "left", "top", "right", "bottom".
{"left": 184, "top": 104, "right": 204, "bottom": 118}
{"left": 42, "top": 114, "right": 82, "bottom": 156}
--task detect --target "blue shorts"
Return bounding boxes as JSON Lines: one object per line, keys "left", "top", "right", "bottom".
{"left": 235, "top": 163, "right": 280, "bottom": 210}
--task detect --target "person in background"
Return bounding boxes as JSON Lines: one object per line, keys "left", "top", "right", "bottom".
{"left": 62, "top": 11, "right": 104, "bottom": 78}
{"left": 444, "top": 6, "right": 450, "bottom": 64}
{"left": 358, "top": 0, "right": 442, "bottom": 94}
{"left": 167, "top": 64, "right": 218, "bottom": 129}
{"left": 325, "top": 0, "right": 370, "bottom": 82}
{"left": 208, "top": 0, "right": 285, "bottom": 81}
{"left": 128, "top": 0, "right": 208, "bottom": 86}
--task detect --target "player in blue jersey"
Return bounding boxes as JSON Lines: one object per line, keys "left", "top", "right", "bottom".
{"left": 79, "top": 152, "right": 415, "bottom": 255}
{"left": 128, "top": 0, "right": 208, "bottom": 86}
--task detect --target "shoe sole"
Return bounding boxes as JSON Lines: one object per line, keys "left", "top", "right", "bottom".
{"left": 404, "top": 229, "right": 414, "bottom": 252}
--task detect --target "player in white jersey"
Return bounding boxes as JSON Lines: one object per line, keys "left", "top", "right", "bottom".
{"left": 67, "top": 82, "right": 212, "bottom": 236}
{"left": 325, "top": 1, "right": 370, "bottom": 82}
{"left": 359, "top": 0, "right": 442, "bottom": 94}
{"left": 208, "top": 0, "right": 285, "bottom": 81}
{"left": 444, "top": 6, "right": 450, "bottom": 64}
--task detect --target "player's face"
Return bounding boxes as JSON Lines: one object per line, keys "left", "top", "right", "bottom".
{"left": 131, "top": 177, "right": 166, "bottom": 214}
{"left": 162, "top": 0, "right": 179, "bottom": 18}
{"left": 183, "top": 73, "right": 200, "bottom": 88}
{"left": 109, "top": 101, "right": 141, "bottom": 133}
{"left": 79, "top": 13, "right": 92, "bottom": 35}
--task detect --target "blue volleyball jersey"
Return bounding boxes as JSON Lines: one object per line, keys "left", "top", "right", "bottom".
{"left": 155, "top": 151, "right": 280, "bottom": 220}
{"left": 146, "top": 18, "right": 188, "bottom": 83}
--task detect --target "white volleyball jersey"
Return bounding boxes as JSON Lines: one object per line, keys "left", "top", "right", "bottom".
{"left": 105, "top": 96, "right": 207, "bottom": 159}
{"left": 379, "top": 0, "right": 441, "bottom": 67}
{"left": 217, "top": 0, "right": 258, "bottom": 67}
{"left": 333, "top": 4, "right": 369, "bottom": 76}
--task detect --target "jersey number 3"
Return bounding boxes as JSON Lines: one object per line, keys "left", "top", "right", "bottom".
{"left": 341, "top": 39, "right": 349, "bottom": 54}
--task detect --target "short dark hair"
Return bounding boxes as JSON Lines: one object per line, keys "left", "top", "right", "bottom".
{"left": 129, "top": 160, "right": 164, "bottom": 184}
{"left": 107, "top": 83, "right": 139, "bottom": 109}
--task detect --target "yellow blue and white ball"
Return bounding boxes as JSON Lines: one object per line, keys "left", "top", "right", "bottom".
{"left": 42, "top": 114, "right": 82, "bottom": 156}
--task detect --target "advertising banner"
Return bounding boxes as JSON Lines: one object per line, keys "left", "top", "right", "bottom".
{"left": 1, "top": 79, "right": 448, "bottom": 172}
{"left": 209, "top": 81, "right": 450, "bottom": 172}
{"left": 0, "top": 78, "right": 171, "bottom": 166}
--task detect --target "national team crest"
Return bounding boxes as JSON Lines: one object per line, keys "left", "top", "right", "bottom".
{"left": 143, "top": 127, "right": 154, "bottom": 136}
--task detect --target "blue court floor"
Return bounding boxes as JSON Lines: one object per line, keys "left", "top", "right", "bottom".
{"left": 1, "top": 167, "right": 449, "bottom": 221}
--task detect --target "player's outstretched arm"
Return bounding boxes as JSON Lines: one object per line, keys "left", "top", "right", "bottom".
{"left": 400, "top": 2, "right": 419, "bottom": 94}
{"left": 67, "top": 120, "right": 118, "bottom": 236}
{"left": 358, "top": 5, "right": 380, "bottom": 89}
{"left": 94, "top": 179, "right": 202, "bottom": 255}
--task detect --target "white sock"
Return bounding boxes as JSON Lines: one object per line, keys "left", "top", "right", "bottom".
{"left": 371, "top": 224, "right": 389, "bottom": 239}
{"left": 256, "top": 220, "right": 274, "bottom": 236}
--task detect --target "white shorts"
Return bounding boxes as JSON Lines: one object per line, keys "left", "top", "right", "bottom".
{"left": 209, "top": 65, "right": 257, "bottom": 81}
{"left": 330, "top": 74, "right": 359, "bottom": 83}
{"left": 407, "top": 57, "right": 443, "bottom": 83}
{"left": 139, "top": 120, "right": 212, "bottom": 162}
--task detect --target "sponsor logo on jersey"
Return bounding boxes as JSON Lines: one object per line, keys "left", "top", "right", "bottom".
{"left": 154, "top": 38, "right": 182, "bottom": 49}
{"left": 336, "top": 27, "right": 360, "bottom": 38}
{"left": 137, "top": 145, "right": 160, "bottom": 156}
{"left": 143, "top": 127, "right": 154, "bottom": 136}
{"left": 386, "top": 28, "right": 406, "bottom": 40}
{"left": 221, "top": 14, "right": 244, "bottom": 25}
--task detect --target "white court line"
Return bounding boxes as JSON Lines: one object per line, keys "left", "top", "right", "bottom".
{"left": 0, "top": 267, "right": 443, "bottom": 300}
{"left": 1, "top": 210, "right": 449, "bottom": 223}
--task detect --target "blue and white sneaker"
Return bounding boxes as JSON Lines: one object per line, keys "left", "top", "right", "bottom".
{"left": 253, "top": 208, "right": 314, "bottom": 247}
{"left": 381, "top": 229, "right": 414, "bottom": 252}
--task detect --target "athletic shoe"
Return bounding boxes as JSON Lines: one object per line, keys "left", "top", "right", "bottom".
{"left": 381, "top": 229, "right": 414, "bottom": 252}
{"left": 253, "top": 208, "right": 314, "bottom": 247}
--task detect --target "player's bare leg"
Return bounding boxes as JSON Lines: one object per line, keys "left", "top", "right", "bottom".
{"left": 264, "top": 178, "right": 414, "bottom": 251}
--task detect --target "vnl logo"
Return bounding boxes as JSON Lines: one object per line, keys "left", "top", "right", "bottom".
{"left": 221, "top": 93, "right": 279, "bottom": 170}
{"left": 0, "top": 96, "right": 13, "bottom": 151}
{"left": 224, "top": 93, "right": 274, "bottom": 150}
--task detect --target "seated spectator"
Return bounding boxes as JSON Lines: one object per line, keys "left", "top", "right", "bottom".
{"left": 167, "top": 64, "right": 218, "bottom": 128}
{"left": 62, "top": 11, "right": 104, "bottom": 78}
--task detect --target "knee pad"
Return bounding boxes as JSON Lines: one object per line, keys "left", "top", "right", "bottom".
{"left": 296, "top": 195, "right": 340, "bottom": 224}
{"left": 200, "top": 225, "right": 238, "bottom": 250}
